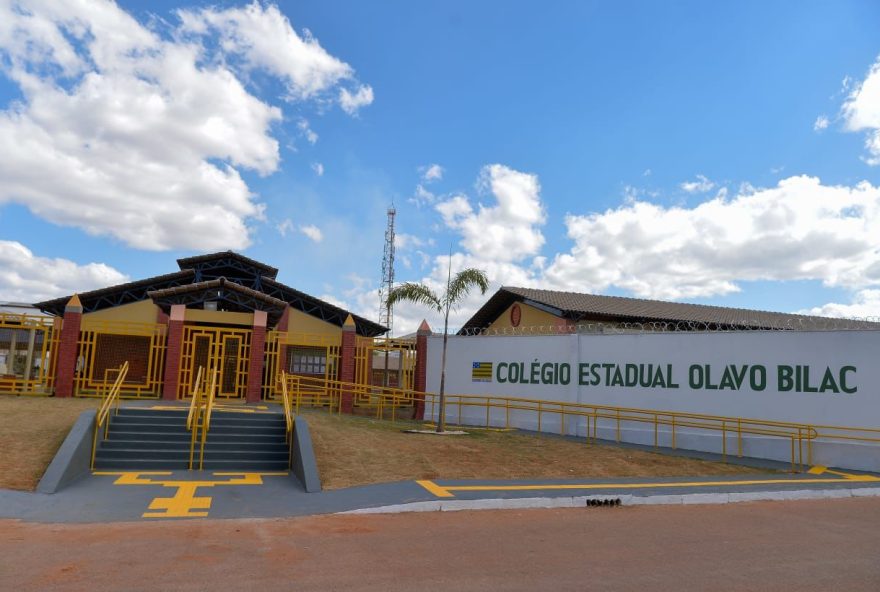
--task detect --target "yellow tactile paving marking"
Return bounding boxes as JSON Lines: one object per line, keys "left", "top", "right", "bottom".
{"left": 93, "top": 471, "right": 288, "bottom": 518}
{"left": 415, "top": 467, "right": 880, "bottom": 498}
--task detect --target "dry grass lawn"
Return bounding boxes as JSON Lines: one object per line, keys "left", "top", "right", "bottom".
{"left": 0, "top": 396, "right": 770, "bottom": 493}
{"left": 0, "top": 395, "right": 98, "bottom": 491}
{"left": 305, "top": 410, "right": 769, "bottom": 490}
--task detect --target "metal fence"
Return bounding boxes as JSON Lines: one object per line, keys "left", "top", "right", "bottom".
{"left": 0, "top": 313, "right": 58, "bottom": 395}
{"left": 75, "top": 320, "right": 166, "bottom": 398}
{"left": 453, "top": 316, "right": 880, "bottom": 336}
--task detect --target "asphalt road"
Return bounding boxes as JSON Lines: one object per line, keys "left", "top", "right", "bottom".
{"left": 2, "top": 497, "right": 879, "bottom": 591}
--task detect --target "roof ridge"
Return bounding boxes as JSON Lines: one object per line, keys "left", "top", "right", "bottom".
{"left": 501, "top": 286, "right": 821, "bottom": 320}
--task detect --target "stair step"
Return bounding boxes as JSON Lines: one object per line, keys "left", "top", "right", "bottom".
{"left": 201, "top": 460, "right": 289, "bottom": 470}
{"left": 93, "top": 458, "right": 191, "bottom": 470}
{"left": 95, "top": 448, "right": 191, "bottom": 460}
{"left": 96, "top": 408, "right": 290, "bottom": 471}
{"left": 99, "top": 440, "right": 288, "bottom": 452}
{"left": 208, "top": 425, "right": 285, "bottom": 435}
{"left": 109, "top": 423, "right": 189, "bottom": 433}
{"left": 95, "top": 448, "right": 289, "bottom": 460}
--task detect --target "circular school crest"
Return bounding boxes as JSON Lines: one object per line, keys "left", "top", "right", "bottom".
{"left": 510, "top": 303, "right": 522, "bottom": 327}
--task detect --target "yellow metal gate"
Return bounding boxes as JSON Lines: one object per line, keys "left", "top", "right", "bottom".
{"left": 262, "top": 331, "right": 340, "bottom": 400}
{"left": 360, "top": 336, "right": 416, "bottom": 391}
{"left": 74, "top": 320, "right": 166, "bottom": 398}
{"left": 180, "top": 326, "right": 251, "bottom": 399}
{"left": 0, "top": 313, "right": 58, "bottom": 395}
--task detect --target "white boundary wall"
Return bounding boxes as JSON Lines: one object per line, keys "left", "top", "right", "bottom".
{"left": 425, "top": 331, "right": 880, "bottom": 472}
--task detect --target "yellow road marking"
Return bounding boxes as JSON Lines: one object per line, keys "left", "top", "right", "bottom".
{"left": 416, "top": 480, "right": 454, "bottom": 498}
{"left": 416, "top": 471, "right": 880, "bottom": 498}
{"left": 807, "top": 465, "right": 872, "bottom": 480}
{"left": 95, "top": 471, "right": 288, "bottom": 518}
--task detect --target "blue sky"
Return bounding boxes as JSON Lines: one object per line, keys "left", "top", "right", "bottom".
{"left": 1, "top": 1, "right": 880, "bottom": 333}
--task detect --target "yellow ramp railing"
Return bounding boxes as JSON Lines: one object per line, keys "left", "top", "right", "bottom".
{"left": 278, "top": 371, "right": 296, "bottom": 469}
{"left": 278, "top": 373, "right": 418, "bottom": 421}
{"left": 90, "top": 361, "right": 130, "bottom": 469}
{"left": 186, "top": 366, "right": 217, "bottom": 470}
{"left": 277, "top": 373, "right": 880, "bottom": 473}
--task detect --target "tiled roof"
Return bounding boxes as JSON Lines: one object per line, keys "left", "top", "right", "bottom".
{"left": 461, "top": 286, "right": 877, "bottom": 331}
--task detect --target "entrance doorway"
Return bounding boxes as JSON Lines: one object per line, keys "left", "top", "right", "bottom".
{"left": 180, "top": 326, "right": 252, "bottom": 399}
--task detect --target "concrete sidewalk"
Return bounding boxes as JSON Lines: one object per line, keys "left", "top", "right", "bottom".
{"left": 2, "top": 466, "right": 879, "bottom": 523}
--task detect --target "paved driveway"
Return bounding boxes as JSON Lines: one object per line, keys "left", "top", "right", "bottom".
{"left": 2, "top": 497, "right": 879, "bottom": 591}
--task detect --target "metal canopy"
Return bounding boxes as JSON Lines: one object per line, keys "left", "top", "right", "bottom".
{"left": 261, "top": 277, "right": 387, "bottom": 337}
{"left": 148, "top": 278, "right": 287, "bottom": 326}
{"left": 35, "top": 270, "right": 196, "bottom": 317}
{"left": 177, "top": 251, "right": 279, "bottom": 289}
{"left": 33, "top": 251, "right": 387, "bottom": 336}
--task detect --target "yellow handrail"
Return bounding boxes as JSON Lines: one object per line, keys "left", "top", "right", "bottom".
{"left": 91, "top": 361, "right": 130, "bottom": 469}
{"left": 277, "top": 373, "right": 880, "bottom": 474}
{"left": 278, "top": 370, "right": 294, "bottom": 436}
{"left": 196, "top": 369, "right": 217, "bottom": 470}
{"left": 186, "top": 366, "right": 215, "bottom": 470}
{"left": 276, "top": 373, "right": 418, "bottom": 420}
{"left": 186, "top": 366, "right": 204, "bottom": 431}
{"left": 278, "top": 371, "right": 296, "bottom": 469}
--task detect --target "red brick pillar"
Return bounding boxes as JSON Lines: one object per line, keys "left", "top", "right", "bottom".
{"left": 54, "top": 294, "right": 83, "bottom": 398}
{"left": 414, "top": 320, "right": 431, "bottom": 420}
{"left": 339, "top": 314, "right": 356, "bottom": 414}
{"left": 161, "top": 305, "right": 186, "bottom": 401}
{"left": 246, "top": 310, "right": 267, "bottom": 403}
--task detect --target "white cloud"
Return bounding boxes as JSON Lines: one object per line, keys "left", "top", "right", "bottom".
{"left": 276, "top": 218, "right": 294, "bottom": 236}
{"left": 436, "top": 164, "right": 546, "bottom": 263}
{"left": 798, "top": 289, "right": 880, "bottom": 318}
{"left": 311, "top": 162, "right": 324, "bottom": 176}
{"left": 680, "top": 174, "right": 715, "bottom": 194}
{"left": 395, "top": 233, "right": 433, "bottom": 250}
{"left": 347, "top": 166, "right": 880, "bottom": 335}
{"left": 298, "top": 119, "right": 319, "bottom": 144}
{"left": 0, "top": 1, "right": 369, "bottom": 251}
{"left": 421, "top": 163, "right": 444, "bottom": 183}
{"left": 0, "top": 241, "right": 127, "bottom": 302}
{"left": 841, "top": 55, "right": 880, "bottom": 164}
{"left": 300, "top": 224, "right": 323, "bottom": 242}
{"left": 339, "top": 84, "right": 374, "bottom": 115}
{"left": 544, "top": 175, "right": 880, "bottom": 300}
{"left": 177, "top": 2, "right": 355, "bottom": 101}
{"left": 409, "top": 184, "right": 436, "bottom": 207}
{"left": 814, "top": 115, "right": 830, "bottom": 131}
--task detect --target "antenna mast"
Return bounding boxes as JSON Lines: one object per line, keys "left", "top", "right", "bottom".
{"left": 379, "top": 205, "right": 396, "bottom": 337}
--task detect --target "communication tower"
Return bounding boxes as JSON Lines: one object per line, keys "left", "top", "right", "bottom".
{"left": 379, "top": 205, "right": 396, "bottom": 336}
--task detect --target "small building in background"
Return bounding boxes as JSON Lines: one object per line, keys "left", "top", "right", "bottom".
{"left": 460, "top": 286, "right": 874, "bottom": 334}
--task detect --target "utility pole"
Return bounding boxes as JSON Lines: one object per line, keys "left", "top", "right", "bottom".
{"left": 378, "top": 205, "right": 396, "bottom": 387}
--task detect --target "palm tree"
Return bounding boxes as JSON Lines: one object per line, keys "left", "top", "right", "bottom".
{"left": 387, "top": 264, "right": 489, "bottom": 432}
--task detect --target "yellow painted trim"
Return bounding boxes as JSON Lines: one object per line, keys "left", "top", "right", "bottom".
{"left": 416, "top": 480, "right": 455, "bottom": 498}
{"left": 96, "top": 471, "right": 290, "bottom": 518}
{"left": 416, "top": 472, "right": 880, "bottom": 498}
{"left": 185, "top": 309, "right": 254, "bottom": 326}
{"left": 487, "top": 301, "right": 567, "bottom": 331}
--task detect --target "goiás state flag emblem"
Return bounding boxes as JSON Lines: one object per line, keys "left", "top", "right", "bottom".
{"left": 471, "top": 361, "right": 493, "bottom": 382}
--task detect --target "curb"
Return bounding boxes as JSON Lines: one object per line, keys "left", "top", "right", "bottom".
{"left": 339, "top": 486, "right": 880, "bottom": 515}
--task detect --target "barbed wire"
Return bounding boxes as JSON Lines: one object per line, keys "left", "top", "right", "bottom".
{"left": 449, "top": 317, "right": 880, "bottom": 336}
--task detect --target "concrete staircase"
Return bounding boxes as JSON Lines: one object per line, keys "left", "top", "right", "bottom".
{"left": 93, "top": 407, "right": 290, "bottom": 471}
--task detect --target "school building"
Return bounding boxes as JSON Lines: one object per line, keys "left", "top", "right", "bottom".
{"left": 0, "top": 251, "right": 420, "bottom": 403}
